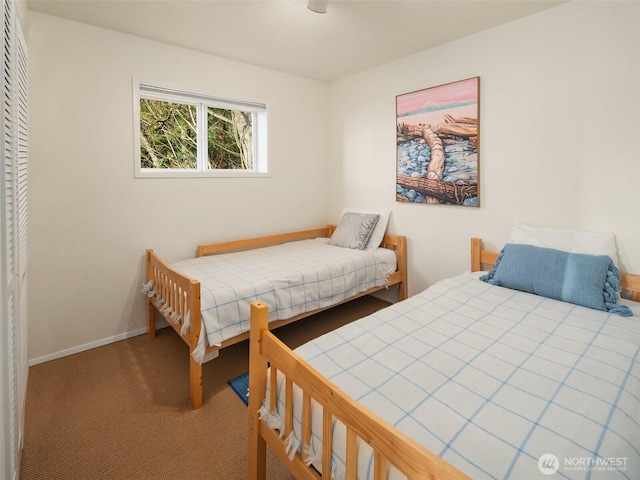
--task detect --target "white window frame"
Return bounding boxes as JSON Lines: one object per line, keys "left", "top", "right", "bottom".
{"left": 133, "top": 79, "right": 268, "bottom": 178}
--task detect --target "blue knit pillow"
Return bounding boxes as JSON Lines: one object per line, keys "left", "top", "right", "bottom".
{"left": 480, "top": 244, "right": 632, "bottom": 316}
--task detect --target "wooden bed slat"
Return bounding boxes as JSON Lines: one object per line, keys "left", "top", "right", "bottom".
{"left": 322, "top": 410, "right": 332, "bottom": 478}
{"left": 346, "top": 428, "right": 357, "bottom": 478}
{"left": 285, "top": 378, "right": 294, "bottom": 438}
{"left": 374, "top": 451, "right": 387, "bottom": 480}
{"left": 269, "top": 367, "right": 278, "bottom": 412}
{"left": 302, "top": 392, "right": 312, "bottom": 456}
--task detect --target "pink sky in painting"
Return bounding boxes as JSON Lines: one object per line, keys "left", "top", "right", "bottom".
{"left": 396, "top": 77, "right": 478, "bottom": 116}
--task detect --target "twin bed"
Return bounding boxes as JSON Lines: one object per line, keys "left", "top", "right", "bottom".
{"left": 248, "top": 234, "right": 640, "bottom": 479}
{"left": 144, "top": 217, "right": 407, "bottom": 409}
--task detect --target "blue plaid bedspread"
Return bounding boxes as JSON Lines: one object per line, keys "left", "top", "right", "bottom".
{"left": 273, "top": 273, "right": 639, "bottom": 479}
{"left": 171, "top": 238, "right": 396, "bottom": 352}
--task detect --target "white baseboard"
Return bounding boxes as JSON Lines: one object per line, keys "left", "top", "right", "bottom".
{"left": 28, "top": 321, "right": 170, "bottom": 367}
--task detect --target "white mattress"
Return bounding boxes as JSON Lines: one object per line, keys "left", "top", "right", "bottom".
{"left": 267, "top": 272, "right": 640, "bottom": 479}
{"left": 171, "top": 238, "right": 397, "bottom": 359}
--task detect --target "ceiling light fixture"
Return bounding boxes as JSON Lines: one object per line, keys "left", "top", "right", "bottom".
{"left": 307, "top": 0, "right": 327, "bottom": 14}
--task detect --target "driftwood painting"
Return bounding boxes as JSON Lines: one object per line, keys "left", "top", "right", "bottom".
{"left": 396, "top": 77, "right": 479, "bottom": 206}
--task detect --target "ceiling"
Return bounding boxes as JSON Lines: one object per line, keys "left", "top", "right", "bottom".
{"left": 27, "top": 0, "right": 566, "bottom": 82}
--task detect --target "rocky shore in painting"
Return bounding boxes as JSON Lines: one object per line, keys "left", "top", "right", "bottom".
{"left": 396, "top": 136, "right": 478, "bottom": 206}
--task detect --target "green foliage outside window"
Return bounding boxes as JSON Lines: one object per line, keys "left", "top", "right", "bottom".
{"left": 140, "top": 99, "right": 253, "bottom": 170}
{"left": 207, "top": 107, "right": 253, "bottom": 170}
{"left": 139, "top": 99, "right": 197, "bottom": 169}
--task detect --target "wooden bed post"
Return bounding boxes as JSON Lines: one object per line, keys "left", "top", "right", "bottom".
{"left": 189, "top": 358, "right": 203, "bottom": 410}
{"left": 248, "top": 302, "right": 269, "bottom": 480}
{"left": 188, "top": 280, "right": 203, "bottom": 410}
{"left": 470, "top": 238, "right": 482, "bottom": 272}
{"left": 397, "top": 236, "right": 408, "bottom": 301}
{"left": 621, "top": 275, "right": 640, "bottom": 302}
{"left": 145, "top": 250, "right": 156, "bottom": 339}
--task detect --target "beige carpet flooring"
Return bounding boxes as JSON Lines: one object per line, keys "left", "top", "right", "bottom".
{"left": 20, "top": 295, "right": 390, "bottom": 480}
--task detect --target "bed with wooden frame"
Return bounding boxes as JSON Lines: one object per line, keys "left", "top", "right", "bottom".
{"left": 145, "top": 225, "right": 407, "bottom": 409}
{"left": 248, "top": 237, "right": 640, "bottom": 479}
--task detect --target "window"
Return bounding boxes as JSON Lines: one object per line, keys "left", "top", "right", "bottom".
{"left": 133, "top": 80, "right": 268, "bottom": 177}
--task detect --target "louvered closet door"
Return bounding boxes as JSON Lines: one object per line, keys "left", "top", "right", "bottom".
{"left": 14, "top": 7, "right": 27, "bottom": 438}
{"left": 1, "top": 0, "right": 27, "bottom": 478}
{"left": 1, "top": 0, "right": 18, "bottom": 475}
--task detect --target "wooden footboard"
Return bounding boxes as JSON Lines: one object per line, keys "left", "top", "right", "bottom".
{"left": 145, "top": 249, "right": 204, "bottom": 409}
{"left": 248, "top": 302, "right": 469, "bottom": 480}
{"left": 146, "top": 226, "right": 407, "bottom": 410}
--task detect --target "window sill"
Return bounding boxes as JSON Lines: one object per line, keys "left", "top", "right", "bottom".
{"left": 134, "top": 170, "right": 271, "bottom": 179}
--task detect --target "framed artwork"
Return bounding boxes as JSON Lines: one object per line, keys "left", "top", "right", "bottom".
{"left": 396, "top": 77, "right": 480, "bottom": 206}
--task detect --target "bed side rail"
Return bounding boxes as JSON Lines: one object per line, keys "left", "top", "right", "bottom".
{"left": 197, "top": 227, "right": 332, "bottom": 257}
{"left": 248, "top": 302, "right": 469, "bottom": 480}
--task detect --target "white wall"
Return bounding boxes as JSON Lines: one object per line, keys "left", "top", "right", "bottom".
{"left": 330, "top": 0, "right": 640, "bottom": 296}
{"left": 26, "top": 12, "right": 330, "bottom": 362}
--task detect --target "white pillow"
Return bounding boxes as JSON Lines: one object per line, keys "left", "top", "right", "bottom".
{"left": 509, "top": 222, "right": 618, "bottom": 265}
{"left": 339, "top": 208, "right": 391, "bottom": 250}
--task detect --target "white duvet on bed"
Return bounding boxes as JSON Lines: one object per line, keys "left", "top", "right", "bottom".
{"left": 268, "top": 273, "right": 639, "bottom": 479}
{"left": 171, "top": 238, "right": 397, "bottom": 361}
